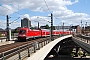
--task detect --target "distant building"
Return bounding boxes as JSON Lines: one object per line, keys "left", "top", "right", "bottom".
{"left": 83, "top": 26, "right": 90, "bottom": 34}
{"left": 76, "top": 25, "right": 81, "bottom": 34}
{"left": 40, "top": 26, "right": 48, "bottom": 29}
{"left": 54, "top": 25, "right": 81, "bottom": 34}
{"left": 54, "top": 26, "right": 70, "bottom": 30}
{"left": 15, "top": 27, "right": 21, "bottom": 32}
{"left": 54, "top": 26, "right": 71, "bottom": 31}
{"left": 0, "top": 28, "right": 6, "bottom": 36}
{"left": 71, "top": 25, "right": 81, "bottom": 34}
{"left": 21, "top": 18, "right": 31, "bottom": 28}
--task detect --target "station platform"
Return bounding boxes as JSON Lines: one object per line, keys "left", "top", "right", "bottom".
{"left": 0, "top": 39, "right": 16, "bottom": 46}
{"left": 0, "top": 41, "right": 15, "bottom": 46}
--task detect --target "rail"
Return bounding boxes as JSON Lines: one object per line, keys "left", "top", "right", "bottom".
{"left": 0, "top": 38, "right": 51, "bottom": 60}
{"left": 75, "top": 34, "right": 90, "bottom": 44}
{"left": 0, "top": 36, "right": 18, "bottom": 42}
{"left": 72, "top": 34, "right": 90, "bottom": 54}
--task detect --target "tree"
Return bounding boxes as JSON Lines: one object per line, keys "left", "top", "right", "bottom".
{"left": 0, "top": 33, "right": 3, "bottom": 37}
{"left": 52, "top": 26, "right": 55, "bottom": 30}
{"left": 45, "top": 24, "right": 50, "bottom": 29}
{"left": 40, "top": 24, "right": 50, "bottom": 29}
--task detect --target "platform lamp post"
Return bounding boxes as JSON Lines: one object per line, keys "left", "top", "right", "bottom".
{"left": 38, "top": 22, "right": 39, "bottom": 29}
{"left": 85, "top": 22, "right": 87, "bottom": 34}
{"left": 82, "top": 24, "right": 84, "bottom": 34}
{"left": 81, "top": 20, "right": 82, "bottom": 34}
{"left": 34, "top": 21, "right": 39, "bottom": 29}
{"left": 58, "top": 22, "right": 62, "bottom": 37}
{"left": 62, "top": 22, "right": 64, "bottom": 36}
{"left": 58, "top": 25, "right": 60, "bottom": 37}
{"left": 70, "top": 24, "right": 73, "bottom": 34}
{"left": 70, "top": 25, "right": 71, "bottom": 34}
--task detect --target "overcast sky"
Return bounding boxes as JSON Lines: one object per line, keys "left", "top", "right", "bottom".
{"left": 0, "top": 0, "right": 90, "bottom": 29}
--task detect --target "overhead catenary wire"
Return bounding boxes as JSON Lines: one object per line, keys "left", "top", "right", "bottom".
{"left": 33, "top": 20, "right": 49, "bottom": 24}
{"left": 30, "top": 15, "right": 51, "bottom": 24}
{"left": 9, "top": 17, "right": 20, "bottom": 24}
{"left": 0, "top": 1, "right": 22, "bottom": 24}
{"left": 0, "top": 3, "right": 23, "bottom": 24}
{"left": 43, "top": 0, "right": 52, "bottom": 13}
{"left": 27, "top": 11, "right": 51, "bottom": 24}
{"left": 11, "top": 0, "right": 51, "bottom": 24}
{"left": 0, "top": 3, "right": 49, "bottom": 25}
{"left": 0, "top": 0, "right": 52, "bottom": 28}
{"left": 31, "top": 19, "right": 50, "bottom": 25}
{"left": 37, "top": 16, "right": 51, "bottom": 23}
{"left": 0, "top": 1, "right": 23, "bottom": 16}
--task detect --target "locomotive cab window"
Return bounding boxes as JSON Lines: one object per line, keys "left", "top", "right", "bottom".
{"left": 19, "top": 30, "right": 26, "bottom": 34}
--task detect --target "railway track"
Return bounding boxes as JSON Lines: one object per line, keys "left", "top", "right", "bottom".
{"left": 0, "top": 36, "right": 59, "bottom": 60}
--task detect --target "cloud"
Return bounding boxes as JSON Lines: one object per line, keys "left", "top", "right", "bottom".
{"left": 0, "top": 19, "right": 21, "bottom": 29}
{"left": 0, "top": 20, "right": 6, "bottom": 29}
{"left": 0, "top": 0, "right": 90, "bottom": 29}
{"left": 53, "top": 7, "right": 90, "bottom": 26}
{"left": 0, "top": 4, "right": 17, "bottom": 15}
{"left": 9, "top": 21, "right": 21, "bottom": 29}
{"left": 23, "top": 14, "right": 30, "bottom": 19}
{"left": 30, "top": 16, "right": 51, "bottom": 27}
{"left": 0, "top": 0, "right": 79, "bottom": 15}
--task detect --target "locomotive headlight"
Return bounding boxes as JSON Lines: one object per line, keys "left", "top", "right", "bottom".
{"left": 22, "top": 34, "right": 26, "bottom": 36}
{"left": 19, "top": 34, "right": 26, "bottom": 36}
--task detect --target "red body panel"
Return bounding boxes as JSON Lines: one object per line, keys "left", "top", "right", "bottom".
{"left": 27, "top": 30, "right": 41, "bottom": 37}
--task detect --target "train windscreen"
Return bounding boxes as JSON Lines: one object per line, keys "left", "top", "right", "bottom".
{"left": 19, "top": 30, "right": 26, "bottom": 34}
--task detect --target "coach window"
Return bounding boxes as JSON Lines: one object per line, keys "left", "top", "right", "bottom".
{"left": 19, "top": 30, "right": 26, "bottom": 34}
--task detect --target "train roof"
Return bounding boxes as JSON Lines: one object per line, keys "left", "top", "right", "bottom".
{"left": 20, "top": 27, "right": 30, "bottom": 30}
{"left": 41, "top": 29, "right": 50, "bottom": 32}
